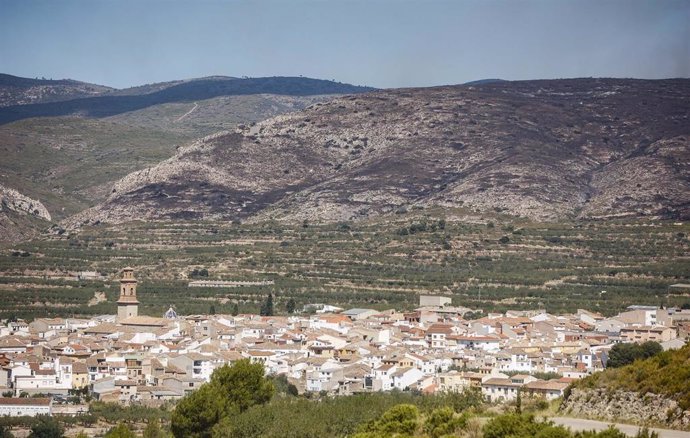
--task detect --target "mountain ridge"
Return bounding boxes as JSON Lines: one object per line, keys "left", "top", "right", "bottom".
{"left": 0, "top": 73, "right": 114, "bottom": 107}
{"left": 0, "top": 75, "right": 376, "bottom": 124}
{"left": 68, "top": 77, "right": 690, "bottom": 227}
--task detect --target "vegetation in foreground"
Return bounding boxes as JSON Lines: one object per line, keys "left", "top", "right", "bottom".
{"left": 0, "top": 356, "right": 674, "bottom": 437}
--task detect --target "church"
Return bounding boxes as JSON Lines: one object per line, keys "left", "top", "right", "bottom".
{"left": 116, "top": 268, "right": 176, "bottom": 328}
{"left": 117, "top": 267, "right": 140, "bottom": 321}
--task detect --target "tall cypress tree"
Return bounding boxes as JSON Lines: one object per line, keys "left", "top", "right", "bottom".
{"left": 260, "top": 293, "right": 274, "bottom": 316}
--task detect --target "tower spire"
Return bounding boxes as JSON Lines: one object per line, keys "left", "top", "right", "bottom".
{"left": 117, "top": 267, "right": 139, "bottom": 321}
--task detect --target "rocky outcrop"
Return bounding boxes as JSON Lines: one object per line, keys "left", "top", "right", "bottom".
{"left": 0, "top": 185, "right": 51, "bottom": 221}
{"left": 0, "top": 185, "right": 52, "bottom": 243}
{"left": 562, "top": 388, "right": 690, "bottom": 430}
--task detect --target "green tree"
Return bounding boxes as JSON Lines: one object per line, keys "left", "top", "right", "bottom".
{"left": 171, "top": 360, "right": 274, "bottom": 438}
{"left": 28, "top": 415, "right": 64, "bottom": 438}
{"left": 285, "top": 298, "right": 296, "bottom": 314}
{"left": 209, "top": 304, "right": 216, "bottom": 315}
{"left": 104, "top": 423, "right": 137, "bottom": 438}
{"left": 607, "top": 342, "right": 662, "bottom": 368}
{"left": 231, "top": 303, "right": 239, "bottom": 316}
{"left": 260, "top": 294, "right": 274, "bottom": 316}
{"left": 171, "top": 383, "right": 227, "bottom": 438}
{"left": 210, "top": 360, "right": 275, "bottom": 412}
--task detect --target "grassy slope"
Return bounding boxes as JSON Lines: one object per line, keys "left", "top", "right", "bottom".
{"left": 0, "top": 116, "right": 194, "bottom": 219}
{"left": 106, "top": 94, "right": 337, "bottom": 137}
{"left": 0, "top": 211, "right": 687, "bottom": 319}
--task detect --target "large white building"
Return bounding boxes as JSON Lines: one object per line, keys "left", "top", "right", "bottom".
{"left": 0, "top": 398, "right": 52, "bottom": 417}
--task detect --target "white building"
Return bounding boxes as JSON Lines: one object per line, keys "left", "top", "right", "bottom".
{"left": 0, "top": 398, "right": 52, "bottom": 417}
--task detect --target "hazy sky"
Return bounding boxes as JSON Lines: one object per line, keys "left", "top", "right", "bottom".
{"left": 1, "top": 0, "right": 688, "bottom": 89}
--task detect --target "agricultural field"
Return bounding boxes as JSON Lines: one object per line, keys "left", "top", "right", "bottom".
{"left": 0, "top": 210, "right": 688, "bottom": 320}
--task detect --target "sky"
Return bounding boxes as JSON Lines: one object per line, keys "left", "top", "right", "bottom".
{"left": 1, "top": 0, "right": 689, "bottom": 89}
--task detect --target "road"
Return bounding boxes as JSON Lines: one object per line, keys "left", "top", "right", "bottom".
{"left": 551, "top": 417, "right": 690, "bottom": 438}
{"left": 175, "top": 101, "right": 198, "bottom": 122}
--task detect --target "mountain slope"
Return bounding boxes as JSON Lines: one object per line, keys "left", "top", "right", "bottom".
{"left": 0, "top": 73, "right": 113, "bottom": 107}
{"left": 0, "top": 76, "right": 375, "bottom": 124}
{"left": 0, "top": 94, "right": 345, "bottom": 222}
{"left": 71, "top": 78, "right": 690, "bottom": 227}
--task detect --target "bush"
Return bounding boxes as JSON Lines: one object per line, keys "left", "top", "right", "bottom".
{"left": 355, "top": 404, "right": 420, "bottom": 437}
{"left": 484, "top": 414, "right": 570, "bottom": 438}
{"left": 104, "top": 423, "right": 137, "bottom": 438}
{"left": 28, "top": 415, "right": 64, "bottom": 438}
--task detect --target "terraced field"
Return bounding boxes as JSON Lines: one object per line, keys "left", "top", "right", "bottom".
{"left": 0, "top": 210, "right": 688, "bottom": 319}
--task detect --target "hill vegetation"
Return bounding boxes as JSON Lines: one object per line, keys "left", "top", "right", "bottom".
{"left": 562, "top": 342, "right": 690, "bottom": 429}
{"left": 569, "top": 342, "right": 690, "bottom": 410}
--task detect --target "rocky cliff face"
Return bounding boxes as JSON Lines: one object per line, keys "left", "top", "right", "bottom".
{"left": 0, "top": 184, "right": 52, "bottom": 243}
{"left": 562, "top": 388, "right": 690, "bottom": 430}
{"left": 70, "top": 78, "right": 690, "bottom": 226}
{"left": 0, "top": 185, "right": 51, "bottom": 221}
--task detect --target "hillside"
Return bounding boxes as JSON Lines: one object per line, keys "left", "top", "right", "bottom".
{"left": 0, "top": 75, "right": 367, "bottom": 233}
{"left": 0, "top": 73, "right": 113, "bottom": 107}
{"left": 562, "top": 343, "right": 690, "bottom": 429}
{"left": 0, "top": 184, "right": 52, "bottom": 243}
{"left": 72, "top": 78, "right": 690, "bottom": 227}
{"left": 0, "top": 76, "right": 375, "bottom": 124}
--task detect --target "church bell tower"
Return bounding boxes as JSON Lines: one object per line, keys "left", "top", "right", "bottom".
{"left": 117, "top": 267, "right": 139, "bottom": 321}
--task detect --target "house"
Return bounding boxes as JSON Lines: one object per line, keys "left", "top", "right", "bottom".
{"left": 436, "top": 370, "right": 483, "bottom": 392}
{"left": 306, "top": 364, "right": 344, "bottom": 392}
{"left": 523, "top": 379, "right": 570, "bottom": 400}
{"left": 168, "top": 353, "right": 219, "bottom": 381}
{"left": 390, "top": 367, "right": 424, "bottom": 390}
{"left": 0, "top": 337, "right": 29, "bottom": 354}
{"left": 419, "top": 296, "right": 452, "bottom": 307}
{"left": 0, "top": 398, "right": 52, "bottom": 417}
{"left": 29, "top": 318, "right": 66, "bottom": 338}
{"left": 454, "top": 335, "right": 500, "bottom": 352}
{"left": 115, "top": 380, "right": 138, "bottom": 403}
{"left": 481, "top": 374, "right": 537, "bottom": 403}
{"left": 72, "top": 362, "right": 89, "bottom": 389}
{"left": 342, "top": 309, "right": 378, "bottom": 321}
{"left": 426, "top": 324, "right": 454, "bottom": 349}
{"left": 620, "top": 326, "right": 677, "bottom": 343}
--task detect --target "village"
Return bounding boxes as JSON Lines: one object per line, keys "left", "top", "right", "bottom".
{"left": 0, "top": 268, "right": 687, "bottom": 417}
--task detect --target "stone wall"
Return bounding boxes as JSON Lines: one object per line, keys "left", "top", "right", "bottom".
{"left": 561, "top": 388, "right": 690, "bottom": 430}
